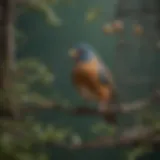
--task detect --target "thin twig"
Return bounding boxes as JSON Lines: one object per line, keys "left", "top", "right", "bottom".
{"left": 70, "top": 126, "right": 160, "bottom": 149}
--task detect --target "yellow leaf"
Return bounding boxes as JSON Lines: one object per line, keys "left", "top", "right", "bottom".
{"left": 85, "top": 8, "right": 102, "bottom": 23}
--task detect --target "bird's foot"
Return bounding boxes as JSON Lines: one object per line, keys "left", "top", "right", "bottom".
{"left": 98, "top": 102, "right": 117, "bottom": 125}
{"left": 98, "top": 104, "right": 107, "bottom": 113}
{"left": 98, "top": 101, "right": 110, "bottom": 113}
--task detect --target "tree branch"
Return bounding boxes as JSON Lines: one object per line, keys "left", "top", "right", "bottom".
{"left": 0, "top": 0, "right": 18, "bottom": 119}
{"left": 70, "top": 126, "right": 160, "bottom": 149}
{"left": 22, "top": 90, "right": 160, "bottom": 116}
{"left": 0, "top": 120, "right": 159, "bottom": 149}
{"left": 26, "top": 126, "right": 159, "bottom": 149}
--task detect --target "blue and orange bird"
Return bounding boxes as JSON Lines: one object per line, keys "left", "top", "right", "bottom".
{"left": 68, "top": 43, "right": 120, "bottom": 124}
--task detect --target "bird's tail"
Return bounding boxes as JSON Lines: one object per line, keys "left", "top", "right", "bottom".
{"left": 110, "top": 87, "right": 121, "bottom": 108}
{"left": 104, "top": 88, "right": 120, "bottom": 125}
{"left": 103, "top": 112, "right": 117, "bottom": 125}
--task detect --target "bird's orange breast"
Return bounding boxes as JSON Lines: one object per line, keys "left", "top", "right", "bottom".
{"left": 72, "top": 59, "right": 112, "bottom": 101}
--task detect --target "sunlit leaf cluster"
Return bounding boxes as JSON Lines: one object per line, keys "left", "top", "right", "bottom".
{"left": 11, "top": 57, "right": 54, "bottom": 106}
{"left": 91, "top": 108, "right": 160, "bottom": 160}
{"left": 17, "top": 0, "right": 66, "bottom": 26}
{"left": 0, "top": 119, "right": 72, "bottom": 160}
{"left": 1, "top": 1, "right": 75, "bottom": 159}
{"left": 91, "top": 122, "right": 116, "bottom": 136}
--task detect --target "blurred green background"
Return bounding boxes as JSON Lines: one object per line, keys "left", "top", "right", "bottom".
{"left": 16, "top": 0, "right": 159, "bottom": 159}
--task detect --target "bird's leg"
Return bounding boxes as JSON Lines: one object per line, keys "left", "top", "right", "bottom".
{"left": 98, "top": 101, "right": 109, "bottom": 113}
{"left": 73, "top": 99, "right": 98, "bottom": 115}
{"left": 72, "top": 87, "right": 97, "bottom": 114}
{"left": 98, "top": 101, "right": 117, "bottom": 124}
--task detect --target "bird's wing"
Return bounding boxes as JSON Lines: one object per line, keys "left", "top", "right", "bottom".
{"left": 97, "top": 60, "right": 113, "bottom": 85}
{"left": 97, "top": 60, "right": 120, "bottom": 105}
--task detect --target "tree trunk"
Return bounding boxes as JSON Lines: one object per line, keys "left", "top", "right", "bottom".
{"left": 0, "top": 0, "right": 17, "bottom": 119}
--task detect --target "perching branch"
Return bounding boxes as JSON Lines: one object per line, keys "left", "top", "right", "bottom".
{"left": 23, "top": 90, "right": 160, "bottom": 116}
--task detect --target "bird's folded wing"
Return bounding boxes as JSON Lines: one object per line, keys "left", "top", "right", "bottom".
{"left": 97, "top": 62, "right": 113, "bottom": 85}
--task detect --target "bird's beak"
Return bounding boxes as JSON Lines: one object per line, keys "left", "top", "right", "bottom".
{"left": 68, "top": 48, "right": 78, "bottom": 58}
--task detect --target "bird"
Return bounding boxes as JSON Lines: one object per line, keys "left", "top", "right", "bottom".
{"left": 68, "top": 43, "right": 120, "bottom": 124}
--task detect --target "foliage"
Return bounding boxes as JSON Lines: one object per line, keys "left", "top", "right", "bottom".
{"left": 91, "top": 108, "right": 160, "bottom": 160}
{"left": 14, "top": 58, "right": 54, "bottom": 105}
{"left": 0, "top": 1, "right": 76, "bottom": 160}
{"left": 17, "top": 0, "right": 67, "bottom": 26}
{"left": 0, "top": 119, "right": 72, "bottom": 160}
{"left": 126, "top": 107, "right": 160, "bottom": 160}
{"left": 91, "top": 122, "right": 116, "bottom": 136}
{"left": 0, "top": 57, "right": 72, "bottom": 160}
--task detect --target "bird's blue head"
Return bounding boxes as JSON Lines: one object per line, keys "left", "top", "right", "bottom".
{"left": 68, "top": 43, "right": 96, "bottom": 62}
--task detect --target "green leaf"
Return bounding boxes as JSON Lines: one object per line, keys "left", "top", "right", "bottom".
{"left": 91, "top": 122, "right": 116, "bottom": 135}
{"left": 38, "top": 154, "right": 48, "bottom": 160}
{"left": 127, "top": 147, "right": 152, "bottom": 160}
{"left": 0, "top": 133, "right": 14, "bottom": 151}
{"left": 15, "top": 153, "right": 34, "bottom": 160}
{"left": 16, "top": 58, "right": 54, "bottom": 85}
{"left": 21, "top": 0, "right": 62, "bottom": 26}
